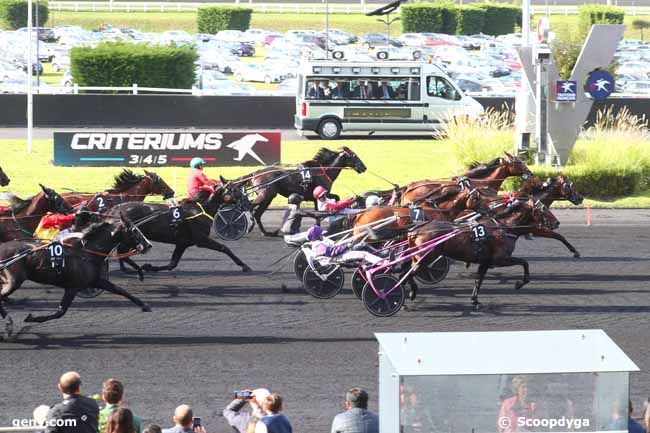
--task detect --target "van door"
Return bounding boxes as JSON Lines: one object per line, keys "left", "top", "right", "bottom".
{"left": 423, "top": 75, "right": 463, "bottom": 126}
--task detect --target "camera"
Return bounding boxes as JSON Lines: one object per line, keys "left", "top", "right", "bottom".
{"left": 235, "top": 391, "right": 253, "bottom": 399}
{"left": 192, "top": 417, "right": 201, "bottom": 428}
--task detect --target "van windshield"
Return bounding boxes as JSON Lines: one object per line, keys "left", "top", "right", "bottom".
{"left": 303, "top": 77, "right": 421, "bottom": 101}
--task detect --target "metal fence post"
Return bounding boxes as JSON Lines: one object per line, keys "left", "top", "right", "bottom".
{"left": 133, "top": 83, "right": 138, "bottom": 95}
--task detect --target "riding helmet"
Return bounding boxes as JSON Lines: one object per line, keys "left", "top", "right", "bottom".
{"left": 307, "top": 225, "right": 324, "bottom": 241}
{"left": 288, "top": 193, "right": 303, "bottom": 205}
{"left": 365, "top": 195, "right": 381, "bottom": 208}
{"left": 313, "top": 185, "right": 327, "bottom": 199}
{"left": 190, "top": 157, "right": 206, "bottom": 168}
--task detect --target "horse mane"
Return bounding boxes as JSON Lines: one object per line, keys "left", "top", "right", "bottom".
{"left": 302, "top": 148, "right": 339, "bottom": 167}
{"left": 109, "top": 169, "right": 145, "bottom": 192}
{"left": 464, "top": 157, "right": 504, "bottom": 178}
{"left": 81, "top": 221, "right": 112, "bottom": 241}
{"left": 7, "top": 193, "right": 34, "bottom": 213}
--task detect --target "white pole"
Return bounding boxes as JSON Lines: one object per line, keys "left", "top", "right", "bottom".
{"left": 27, "top": 0, "right": 33, "bottom": 153}
{"left": 522, "top": 0, "right": 530, "bottom": 46}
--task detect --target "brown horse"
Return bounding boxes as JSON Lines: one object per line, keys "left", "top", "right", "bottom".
{"left": 407, "top": 198, "right": 559, "bottom": 306}
{"left": 399, "top": 152, "right": 532, "bottom": 206}
{"left": 235, "top": 147, "right": 367, "bottom": 236}
{"left": 63, "top": 169, "right": 175, "bottom": 212}
{"left": 0, "top": 185, "right": 74, "bottom": 242}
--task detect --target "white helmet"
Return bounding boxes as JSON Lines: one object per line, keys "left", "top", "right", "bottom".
{"left": 365, "top": 195, "right": 381, "bottom": 208}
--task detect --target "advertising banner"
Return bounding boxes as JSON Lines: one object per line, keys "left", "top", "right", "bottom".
{"left": 54, "top": 131, "right": 281, "bottom": 167}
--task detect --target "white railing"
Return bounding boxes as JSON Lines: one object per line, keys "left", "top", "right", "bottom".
{"left": 0, "top": 83, "right": 282, "bottom": 96}
{"left": 47, "top": 1, "right": 650, "bottom": 15}
{"left": 0, "top": 427, "right": 42, "bottom": 433}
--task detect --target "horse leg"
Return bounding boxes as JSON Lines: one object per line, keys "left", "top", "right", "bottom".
{"left": 0, "top": 270, "right": 25, "bottom": 336}
{"left": 120, "top": 257, "right": 145, "bottom": 281}
{"left": 195, "top": 238, "right": 252, "bottom": 272}
{"left": 402, "top": 261, "right": 419, "bottom": 301}
{"left": 531, "top": 229, "right": 581, "bottom": 258}
{"left": 24, "top": 288, "right": 77, "bottom": 323}
{"left": 252, "top": 192, "right": 278, "bottom": 237}
{"left": 471, "top": 263, "right": 489, "bottom": 307}
{"left": 142, "top": 244, "right": 189, "bottom": 273}
{"left": 94, "top": 278, "right": 151, "bottom": 312}
{"left": 501, "top": 257, "right": 530, "bottom": 290}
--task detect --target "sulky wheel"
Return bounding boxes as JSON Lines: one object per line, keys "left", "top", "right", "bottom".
{"left": 77, "top": 261, "right": 108, "bottom": 298}
{"left": 414, "top": 255, "right": 450, "bottom": 285}
{"left": 302, "top": 265, "right": 344, "bottom": 299}
{"left": 213, "top": 206, "right": 250, "bottom": 241}
{"left": 361, "top": 274, "right": 405, "bottom": 317}
{"left": 293, "top": 250, "right": 308, "bottom": 281}
{"left": 351, "top": 268, "right": 367, "bottom": 300}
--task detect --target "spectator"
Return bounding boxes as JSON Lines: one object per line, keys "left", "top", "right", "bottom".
{"left": 321, "top": 80, "right": 332, "bottom": 99}
{"left": 33, "top": 405, "right": 50, "bottom": 433}
{"left": 223, "top": 388, "right": 270, "bottom": 433}
{"left": 162, "top": 405, "right": 205, "bottom": 433}
{"left": 497, "top": 376, "right": 535, "bottom": 433}
{"left": 45, "top": 371, "right": 99, "bottom": 433}
{"left": 331, "top": 81, "right": 350, "bottom": 99}
{"left": 255, "top": 394, "right": 292, "bottom": 433}
{"left": 375, "top": 81, "right": 395, "bottom": 99}
{"left": 307, "top": 81, "right": 324, "bottom": 99}
{"left": 330, "top": 387, "right": 378, "bottom": 433}
{"left": 642, "top": 398, "right": 650, "bottom": 433}
{"left": 105, "top": 408, "right": 135, "bottom": 433}
{"left": 353, "top": 81, "right": 373, "bottom": 99}
{"left": 98, "top": 379, "right": 142, "bottom": 433}
{"left": 142, "top": 425, "right": 162, "bottom": 433}
{"left": 629, "top": 401, "right": 645, "bottom": 433}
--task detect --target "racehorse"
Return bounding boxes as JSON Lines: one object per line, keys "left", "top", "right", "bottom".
{"left": 406, "top": 198, "right": 559, "bottom": 305}
{"left": 0, "top": 185, "right": 74, "bottom": 242}
{"left": 63, "top": 169, "right": 175, "bottom": 211}
{"left": 0, "top": 217, "right": 152, "bottom": 330}
{"left": 235, "top": 147, "right": 367, "bottom": 236}
{"left": 106, "top": 181, "right": 251, "bottom": 279}
{"left": 396, "top": 152, "right": 532, "bottom": 206}
{"left": 0, "top": 166, "right": 9, "bottom": 187}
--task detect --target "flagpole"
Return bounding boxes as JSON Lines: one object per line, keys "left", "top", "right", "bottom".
{"left": 27, "top": 0, "right": 33, "bottom": 153}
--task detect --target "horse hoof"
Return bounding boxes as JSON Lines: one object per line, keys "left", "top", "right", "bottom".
{"left": 141, "top": 264, "right": 154, "bottom": 272}
{"left": 409, "top": 290, "right": 417, "bottom": 301}
{"left": 465, "top": 262, "right": 471, "bottom": 269}
{"left": 24, "top": 314, "right": 34, "bottom": 323}
{"left": 514, "top": 281, "right": 524, "bottom": 290}
{"left": 4, "top": 317, "right": 13, "bottom": 337}
{"left": 137, "top": 272, "right": 145, "bottom": 282}
{"left": 142, "top": 305, "right": 152, "bottom": 312}
{"left": 573, "top": 252, "right": 581, "bottom": 258}
{"left": 242, "top": 265, "right": 252, "bottom": 273}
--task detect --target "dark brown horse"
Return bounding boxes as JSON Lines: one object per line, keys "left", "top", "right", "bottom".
{"left": 63, "top": 169, "right": 175, "bottom": 212}
{"left": 0, "top": 166, "right": 10, "bottom": 187}
{"left": 0, "top": 185, "right": 74, "bottom": 242}
{"left": 235, "top": 147, "right": 367, "bottom": 236}
{"left": 407, "top": 198, "right": 559, "bottom": 306}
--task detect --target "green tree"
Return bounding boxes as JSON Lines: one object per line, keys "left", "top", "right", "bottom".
{"left": 632, "top": 19, "right": 650, "bottom": 41}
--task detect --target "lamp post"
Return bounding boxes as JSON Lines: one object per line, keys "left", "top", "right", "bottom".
{"left": 26, "top": 0, "right": 33, "bottom": 153}
{"left": 324, "top": 0, "right": 329, "bottom": 58}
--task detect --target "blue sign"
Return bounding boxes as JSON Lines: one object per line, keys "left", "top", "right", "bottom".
{"left": 556, "top": 80, "right": 577, "bottom": 102}
{"left": 585, "top": 70, "right": 615, "bottom": 100}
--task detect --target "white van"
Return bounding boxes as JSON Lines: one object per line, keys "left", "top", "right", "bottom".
{"left": 294, "top": 60, "right": 484, "bottom": 139}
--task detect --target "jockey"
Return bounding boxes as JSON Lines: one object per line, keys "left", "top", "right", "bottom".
{"left": 313, "top": 186, "right": 356, "bottom": 213}
{"left": 34, "top": 213, "right": 76, "bottom": 240}
{"left": 187, "top": 157, "right": 219, "bottom": 198}
{"left": 306, "top": 225, "right": 386, "bottom": 266}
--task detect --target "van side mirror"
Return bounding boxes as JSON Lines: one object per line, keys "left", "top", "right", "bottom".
{"left": 454, "top": 90, "right": 462, "bottom": 101}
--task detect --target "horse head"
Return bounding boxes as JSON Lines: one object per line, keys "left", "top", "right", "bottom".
{"left": 143, "top": 170, "right": 175, "bottom": 200}
{"left": 118, "top": 211, "right": 152, "bottom": 254}
{"left": 0, "top": 166, "right": 9, "bottom": 187}
{"left": 339, "top": 146, "right": 367, "bottom": 174}
{"left": 531, "top": 199, "right": 560, "bottom": 230}
{"left": 503, "top": 151, "right": 533, "bottom": 180}
{"left": 556, "top": 174, "right": 583, "bottom": 205}
{"left": 39, "top": 184, "right": 74, "bottom": 214}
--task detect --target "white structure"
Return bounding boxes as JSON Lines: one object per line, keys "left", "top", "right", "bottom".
{"left": 377, "top": 330, "right": 639, "bottom": 433}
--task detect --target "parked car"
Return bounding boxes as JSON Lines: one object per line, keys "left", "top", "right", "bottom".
{"left": 51, "top": 54, "right": 70, "bottom": 72}
{"left": 16, "top": 27, "right": 57, "bottom": 42}
{"left": 217, "top": 41, "right": 255, "bottom": 57}
{"left": 360, "top": 33, "right": 403, "bottom": 49}
{"left": 233, "top": 63, "right": 286, "bottom": 83}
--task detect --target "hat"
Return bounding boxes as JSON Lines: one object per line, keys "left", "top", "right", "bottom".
{"left": 33, "top": 405, "right": 50, "bottom": 427}
{"left": 365, "top": 195, "right": 381, "bottom": 208}
{"left": 307, "top": 225, "right": 324, "bottom": 241}
{"left": 253, "top": 388, "right": 270, "bottom": 405}
{"left": 313, "top": 185, "right": 327, "bottom": 199}
{"left": 190, "top": 157, "right": 206, "bottom": 169}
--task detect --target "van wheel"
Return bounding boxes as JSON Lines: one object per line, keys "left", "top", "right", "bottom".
{"left": 412, "top": 50, "right": 422, "bottom": 60}
{"left": 318, "top": 118, "right": 341, "bottom": 140}
{"left": 264, "top": 75, "right": 272, "bottom": 84}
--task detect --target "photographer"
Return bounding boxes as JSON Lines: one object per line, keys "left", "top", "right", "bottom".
{"left": 223, "top": 389, "right": 270, "bottom": 433}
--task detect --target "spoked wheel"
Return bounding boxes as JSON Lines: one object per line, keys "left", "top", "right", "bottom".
{"left": 293, "top": 250, "right": 308, "bottom": 281}
{"left": 302, "top": 265, "right": 344, "bottom": 299}
{"left": 351, "top": 268, "right": 367, "bottom": 300}
{"left": 213, "top": 206, "right": 250, "bottom": 241}
{"left": 77, "top": 261, "right": 107, "bottom": 298}
{"left": 414, "top": 255, "right": 450, "bottom": 285}
{"left": 362, "top": 274, "right": 405, "bottom": 317}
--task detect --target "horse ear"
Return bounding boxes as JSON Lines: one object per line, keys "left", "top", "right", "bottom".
{"left": 39, "top": 183, "right": 52, "bottom": 194}
{"left": 143, "top": 169, "right": 152, "bottom": 176}
{"left": 220, "top": 175, "right": 227, "bottom": 184}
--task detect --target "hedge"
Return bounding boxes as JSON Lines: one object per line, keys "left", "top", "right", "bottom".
{"left": 197, "top": 6, "right": 252, "bottom": 34}
{"left": 578, "top": 4, "right": 625, "bottom": 36}
{"left": 455, "top": 6, "right": 485, "bottom": 36}
{"left": 401, "top": 2, "right": 457, "bottom": 34}
{"left": 474, "top": 3, "right": 521, "bottom": 36}
{"left": 401, "top": 1, "right": 519, "bottom": 36}
{"left": 71, "top": 42, "right": 198, "bottom": 90}
{"left": 0, "top": 0, "right": 48, "bottom": 29}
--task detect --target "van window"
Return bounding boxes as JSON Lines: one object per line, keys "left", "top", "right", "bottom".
{"left": 303, "top": 76, "right": 420, "bottom": 101}
{"left": 426, "top": 76, "right": 458, "bottom": 100}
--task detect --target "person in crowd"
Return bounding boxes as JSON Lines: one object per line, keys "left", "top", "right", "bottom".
{"left": 187, "top": 157, "right": 219, "bottom": 199}
{"left": 306, "top": 225, "right": 386, "bottom": 266}
{"left": 497, "top": 376, "right": 536, "bottom": 433}
{"left": 353, "top": 81, "right": 373, "bottom": 99}
{"left": 307, "top": 81, "right": 325, "bottom": 99}
{"left": 142, "top": 425, "right": 162, "bottom": 433}
{"left": 162, "top": 405, "right": 206, "bottom": 433}
{"left": 223, "top": 388, "right": 271, "bottom": 433}
{"left": 45, "top": 371, "right": 99, "bottom": 433}
{"left": 642, "top": 398, "right": 650, "bottom": 433}
{"left": 98, "top": 379, "right": 142, "bottom": 433}
{"left": 330, "top": 387, "right": 379, "bottom": 433}
{"left": 105, "top": 408, "right": 136, "bottom": 433}
{"left": 375, "top": 80, "right": 396, "bottom": 99}
{"left": 628, "top": 401, "right": 646, "bottom": 433}
{"left": 255, "top": 394, "right": 292, "bottom": 433}
{"left": 33, "top": 405, "right": 51, "bottom": 433}
{"left": 321, "top": 80, "right": 332, "bottom": 99}
{"left": 331, "top": 81, "right": 350, "bottom": 99}
{"left": 313, "top": 186, "right": 356, "bottom": 213}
